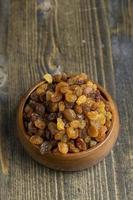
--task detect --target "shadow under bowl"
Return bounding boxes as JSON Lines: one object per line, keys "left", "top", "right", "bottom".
{"left": 17, "top": 81, "right": 120, "bottom": 171}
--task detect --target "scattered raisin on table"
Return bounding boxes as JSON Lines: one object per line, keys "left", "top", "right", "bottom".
{"left": 23, "top": 73, "right": 112, "bottom": 154}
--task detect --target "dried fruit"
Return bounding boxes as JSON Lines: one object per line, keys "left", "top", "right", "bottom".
{"left": 70, "top": 120, "right": 80, "bottom": 128}
{"left": 36, "top": 129, "right": 44, "bottom": 136}
{"left": 65, "top": 92, "right": 77, "bottom": 103}
{"left": 74, "top": 105, "right": 83, "bottom": 114}
{"left": 46, "top": 90, "right": 53, "bottom": 101}
{"left": 106, "top": 111, "right": 112, "bottom": 120}
{"left": 58, "top": 142, "right": 69, "bottom": 154}
{"left": 79, "top": 120, "right": 86, "bottom": 129}
{"left": 43, "top": 73, "right": 53, "bottom": 83}
{"left": 54, "top": 132, "right": 63, "bottom": 140}
{"left": 56, "top": 82, "right": 69, "bottom": 93}
{"left": 90, "top": 140, "right": 97, "bottom": 147}
{"left": 63, "top": 109, "right": 76, "bottom": 121}
{"left": 58, "top": 101, "right": 65, "bottom": 112}
{"left": 51, "top": 92, "right": 62, "bottom": 103}
{"left": 34, "top": 119, "right": 46, "bottom": 129}
{"left": 49, "top": 102, "right": 58, "bottom": 113}
{"left": 66, "top": 127, "right": 79, "bottom": 139}
{"left": 28, "top": 122, "right": 37, "bottom": 134}
{"left": 88, "top": 125, "right": 99, "bottom": 137}
{"left": 96, "top": 126, "right": 107, "bottom": 142}
{"left": 53, "top": 74, "right": 62, "bottom": 82}
{"left": 84, "top": 136, "right": 91, "bottom": 143}
{"left": 83, "top": 87, "right": 93, "bottom": 95}
{"left": 35, "top": 103, "right": 45, "bottom": 115}
{"left": 69, "top": 143, "right": 80, "bottom": 153}
{"left": 87, "top": 111, "right": 99, "bottom": 120}
{"left": 36, "top": 84, "right": 48, "bottom": 95}
{"left": 47, "top": 113, "right": 57, "bottom": 121}
{"left": 57, "top": 118, "right": 65, "bottom": 130}
{"left": 74, "top": 86, "right": 83, "bottom": 96}
{"left": 40, "top": 141, "right": 52, "bottom": 154}
{"left": 76, "top": 95, "right": 87, "bottom": 105}
{"left": 76, "top": 138, "right": 87, "bottom": 151}
{"left": 30, "top": 91, "right": 38, "bottom": 101}
{"left": 48, "top": 122, "right": 58, "bottom": 134}
{"left": 30, "top": 135, "right": 43, "bottom": 145}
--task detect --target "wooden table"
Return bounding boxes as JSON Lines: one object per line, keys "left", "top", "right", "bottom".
{"left": 0, "top": 0, "right": 133, "bottom": 199}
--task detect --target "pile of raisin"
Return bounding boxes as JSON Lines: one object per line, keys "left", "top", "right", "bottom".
{"left": 23, "top": 73, "right": 112, "bottom": 154}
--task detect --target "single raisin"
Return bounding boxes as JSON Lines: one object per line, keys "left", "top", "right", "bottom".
{"left": 40, "top": 141, "right": 52, "bottom": 154}
{"left": 65, "top": 92, "right": 77, "bottom": 103}
{"left": 76, "top": 138, "right": 87, "bottom": 151}
{"left": 76, "top": 95, "right": 87, "bottom": 105}
{"left": 58, "top": 142, "right": 69, "bottom": 154}
{"left": 63, "top": 109, "right": 76, "bottom": 121}
{"left": 66, "top": 127, "right": 79, "bottom": 139}
{"left": 35, "top": 103, "right": 45, "bottom": 115}
{"left": 30, "top": 135, "right": 43, "bottom": 145}
{"left": 34, "top": 119, "right": 46, "bottom": 130}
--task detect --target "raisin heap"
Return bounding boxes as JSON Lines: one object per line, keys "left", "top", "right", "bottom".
{"left": 23, "top": 73, "right": 112, "bottom": 154}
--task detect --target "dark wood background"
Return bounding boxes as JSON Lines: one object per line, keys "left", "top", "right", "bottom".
{"left": 0, "top": 0, "right": 133, "bottom": 199}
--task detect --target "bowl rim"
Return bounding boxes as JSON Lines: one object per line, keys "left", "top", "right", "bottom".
{"left": 17, "top": 80, "right": 119, "bottom": 158}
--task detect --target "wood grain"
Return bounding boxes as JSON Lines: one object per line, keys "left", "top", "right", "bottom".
{"left": 0, "top": 0, "right": 133, "bottom": 199}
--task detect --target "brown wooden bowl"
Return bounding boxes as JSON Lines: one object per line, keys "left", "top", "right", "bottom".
{"left": 17, "top": 80, "right": 120, "bottom": 171}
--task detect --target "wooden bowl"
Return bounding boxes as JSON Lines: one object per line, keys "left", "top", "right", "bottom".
{"left": 17, "top": 81, "right": 120, "bottom": 171}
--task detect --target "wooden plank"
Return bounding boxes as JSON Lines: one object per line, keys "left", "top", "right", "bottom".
{"left": 0, "top": 0, "right": 133, "bottom": 199}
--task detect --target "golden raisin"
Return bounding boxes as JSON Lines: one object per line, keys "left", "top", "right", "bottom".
{"left": 54, "top": 132, "right": 63, "bottom": 140}
{"left": 95, "top": 126, "right": 107, "bottom": 142}
{"left": 30, "top": 135, "right": 43, "bottom": 145}
{"left": 87, "top": 111, "right": 99, "bottom": 120}
{"left": 74, "top": 86, "right": 83, "bottom": 97}
{"left": 58, "top": 101, "right": 65, "bottom": 112}
{"left": 65, "top": 92, "right": 77, "bottom": 103}
{"left": 86, "top": 81, "right": 97, "bottom": 90}
{"left": 66, "top": 127, "right": 79, "bottom": 139}
{"left": 105, "top": 120, "right": 112, "bottom": 128}
{"left": 43, "top": 73, "right": 53, "bottom": 83}
{"left": 76, "top": 95, "right": 87, "bottom": 105}
{"left": 34, "top": 119, "right": 46, "bottom": 129}
{"left": 98, "top": 113, "right": 106, "bottom": 125}
{"left": 36, "top": 84, "right": 48, "bottom": 95}
{"left": 58, "top": 142, "right": 69, "bottom": 154}
{"left": 46, "top": 91, "right": 53, "bottom": 101}
{"left": 56, "top": 82, "right": 69, "bottom": 93}
{"left": 97, "top": 101, "right": 106, "bottom": 113}
{"left": 57, "top": 118, "right": 65, "bottom": 130}
{"left": 106, "top": 111, "right": 112, "bottom": 120}
{"left": 60, "top": 86, "right": 70, "bottom": 94}
{"left": 88, "top": 125, "right": 99, "bottom": 137}
{"left": 70, "top": 120, "right": 80, "bottom": 128}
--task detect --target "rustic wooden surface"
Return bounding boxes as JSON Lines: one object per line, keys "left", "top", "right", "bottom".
{"left": 0, "top": 0, "right": 133, "bottom": 199}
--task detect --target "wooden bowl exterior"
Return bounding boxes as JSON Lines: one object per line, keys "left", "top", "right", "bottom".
{"left": 17, "top": 81, "right": 120, "bottom": 171}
